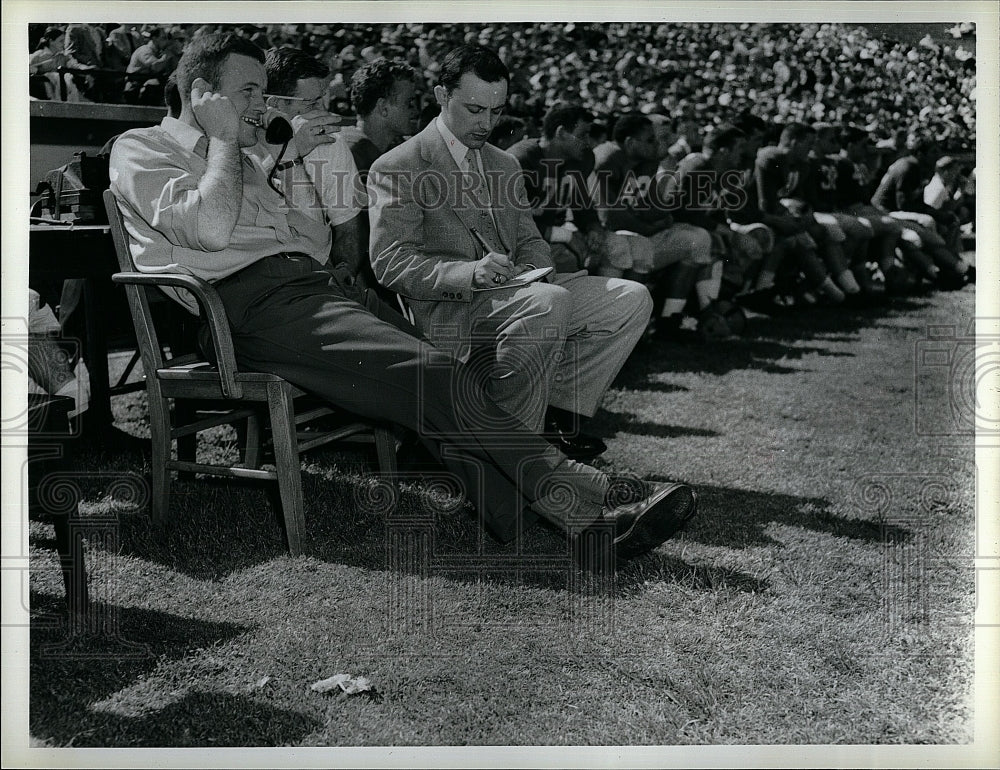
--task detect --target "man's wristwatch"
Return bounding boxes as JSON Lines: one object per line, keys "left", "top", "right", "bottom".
{"left": 275, "top": 157, "right": 304, "bottom": 171}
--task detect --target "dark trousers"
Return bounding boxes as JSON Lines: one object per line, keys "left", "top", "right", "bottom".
{"left": 213, "top": 255, "right": 607, "bottom": 542}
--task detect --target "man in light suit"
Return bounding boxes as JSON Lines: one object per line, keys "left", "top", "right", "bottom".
{"left": 368, "top": 45, "right": 652, "bottom": 461}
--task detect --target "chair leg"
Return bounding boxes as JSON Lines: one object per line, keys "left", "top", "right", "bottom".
{"left": 52, "top": 503, "right": 89, "bottom": 625}
{"left": 375, "top": 427, "right": 398, "bottom": 475}
{"left": 267, "top": 383, "right": 305, "bottom": 556}
{"left": 174, "top": 401, "right": 197, "bottom": 481}
{"left": 242, "top": 412, "right": 263, "bottom": 469}
{"left": 147, "top": 388, "right": 172, "bottom": 531}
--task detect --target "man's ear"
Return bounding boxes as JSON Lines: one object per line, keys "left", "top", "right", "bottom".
{"left": 433, "top": 84, "right": 448, "bottom": 108}
{"left": 265, "top": 95, "right": 281, "bottom": 109}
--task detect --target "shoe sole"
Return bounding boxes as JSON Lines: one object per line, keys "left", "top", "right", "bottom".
{"left": 614, "top": 483, "right": 698, "bottom": 559}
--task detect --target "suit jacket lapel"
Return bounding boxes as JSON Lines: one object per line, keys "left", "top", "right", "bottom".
{"left": 421, "top": 124, "right": 492, "bottom": 249}
{"left": 481, "top": 145, "right": 511, "bottom": 253}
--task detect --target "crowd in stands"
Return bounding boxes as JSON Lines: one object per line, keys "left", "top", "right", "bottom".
{"left": 28, "top": 21, "right": 975, "bottom": 150}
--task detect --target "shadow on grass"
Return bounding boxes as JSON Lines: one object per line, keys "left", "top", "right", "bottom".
{"left": 590, "top": 411, "right": 721, "bottom": 440}
{"left": 29, "top": 594, "right": 317, "bottom": 748}
{"left": 44, "top": 690, "right": 322, "bottom": 748}
{"left": 621, "top": 339, "right": 809, "bottom": 379}
{"left": 617, "top": 553, "right": 770, "bottom": 594}
{"left": 745, "top": 296, "right": 935, "bottom": 345}
{"left": 89, "top": 466, "right": 912, "bottom": 593}
{"left": 613, "top": 295, "right": 945, "bottom": 383}
{"left": 650, "top": 478, "right": 912, "bottom": 549}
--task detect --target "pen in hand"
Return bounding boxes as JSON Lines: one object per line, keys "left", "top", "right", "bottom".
{"left": 470, "top": 228, "right": 495, "bottom": 257}
{"left": 470, "top": 228, "right": 514, "bottom": 286}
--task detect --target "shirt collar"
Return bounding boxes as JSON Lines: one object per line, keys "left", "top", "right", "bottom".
{"left": 435, "top": 115, "right": 472, "bottom": 169}
{"left": 162, "top": 116, "right": 209, "bottom": 158}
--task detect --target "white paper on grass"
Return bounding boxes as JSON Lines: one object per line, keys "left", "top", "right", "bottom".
{"left": 310, "top": 673, "right": 374, "bottom": 695}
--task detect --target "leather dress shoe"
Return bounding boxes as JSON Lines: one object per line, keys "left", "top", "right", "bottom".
{"left": 543, "top": 418, "right": 607, "bottom": 461}
{"left": 573, "top": 479, "right": 698, "bottom": 565}
{"left": 606, "top": 479, "right": 698, "bottom": 559}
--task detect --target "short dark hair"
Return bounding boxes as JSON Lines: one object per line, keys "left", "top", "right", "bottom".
{"left": 39, "top": 26, "right": 64, "bottom": 47}
{"left": 612, "top": 113, "right": 652, "bottom": 145}
{"left": 174, "top": 32, "right": 265, "bottom": 107}
{"left": 350, "top": 58, "right": 417, "bottom": 116}
{"left": 778, "top": 122, "right": 816, "bottom": 145}
{"left": 438, "top": 44, "right": 509, "bottom": 92}
{"left": 488, "top": 115, "right": 525, "bottom": 145}
{"left": 163, "top": 73, "right": 181, "bottom": 118}
{"left": 541, "top": 104, "right": 593, "bottom": 140}
{"left": 840, "top": 125, "right": 869, "bottom": 146}
{"left": 704, "top": 125, "right": 745, "bottom": 153}
{"left": 264, "top": 47, "right": 329, "bottom": 97}
{"left": 734, "top": 111, "right": 768, "bottom": 136}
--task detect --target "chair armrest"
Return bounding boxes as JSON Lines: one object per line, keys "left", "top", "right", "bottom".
{"left": 112, "top": 271, "right": 243, "bottom": 399}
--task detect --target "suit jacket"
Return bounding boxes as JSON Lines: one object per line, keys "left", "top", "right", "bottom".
{"left": 368, "top": 121, "right": 552, "bottom": 361}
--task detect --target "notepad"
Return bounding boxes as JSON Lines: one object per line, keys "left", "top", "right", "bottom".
{"left": 473, "top": 266, "right": 554, "bottom": 292}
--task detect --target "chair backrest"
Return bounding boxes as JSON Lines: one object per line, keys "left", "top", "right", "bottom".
{"left": 104, "top": 188, "right": 248, "bottom": 398}
{"left": 104, "top": 188, "right": 168, "bottom": 376}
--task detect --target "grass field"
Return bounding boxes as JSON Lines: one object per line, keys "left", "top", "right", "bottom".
{"left": 22, "top": 283, "right": 984, "bottom": 754}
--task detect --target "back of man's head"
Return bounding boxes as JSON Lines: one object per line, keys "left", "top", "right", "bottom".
{"left": 163, "top": 73, "right": 181, "bottom": 118}
{"left": 905, "top": 131, "right": 931, "bottom": 156}
{"left": 612, "top": 113, "right": 653, "bottom": 145}
{"left": 174, "top": 32, "right": 265, "bottom": 107}
{"left": 778, "top": 121, "right": 815, "bottom": 147}
{"left": 734, "top": 111, "right": 768, "bottom": 137}
{"left": 541, "top": 104, "right": 593, "bottom": 140}
{"left": 264, "top": 47, "right": 329, "bottom": 97}
{"left": 839, "top": 124, "right": 869, "bottom": 148}
{"left": 704, "top": 125, "right": 745, "bottom": 154}
{"left": 438, "top": 44, "right": 509, "bottom": 92}
{"left": 350, "top": 58, "right": 417, "bottom": 117}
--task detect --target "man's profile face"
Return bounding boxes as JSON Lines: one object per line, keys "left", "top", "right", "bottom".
{"left": 652, "top": 121, "right": 673, "bottom": 160}
{"left": 560, "top": 119, "right": 593, "bottom": 160}
{"left": 284, "top": 76, "right": 328, "bottom": 117}
{"left": 436, "top": 72, "right": 507, "bottom": 150}
{"left": 215, "top": 53, "right": 268, "bottom": 147}
{"left": 628, "top": 126, "right": 659, "bottom": 162}
{"left": 385, "top": 79, "right": 419, "bottom": 140}
{"left": 713, "top": 139, "right": 742, "bottom": 170}
{"left": 789, "top": 135, "right": 815, "bottom": 164}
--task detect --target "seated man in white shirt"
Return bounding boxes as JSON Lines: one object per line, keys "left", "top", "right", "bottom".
{"left": 922, "top": 155, "right": 966, "bottom": 253}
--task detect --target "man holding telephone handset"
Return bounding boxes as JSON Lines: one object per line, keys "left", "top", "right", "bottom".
{"left": 108, "top": 33, "right": 699, "bottom": 563}
{"left": 369, "top": 45, "right": 652, "bottom": 459}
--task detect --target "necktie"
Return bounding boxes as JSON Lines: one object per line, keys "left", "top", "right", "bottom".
{"left": 464, "top": 149, "right": 501, "bottom": 250}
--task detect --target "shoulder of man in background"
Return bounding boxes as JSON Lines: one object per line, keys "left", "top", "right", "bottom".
{"left": 337, "top": 125, "right": 381, "bottom": 177}
{"left": 591, "top": 140, "right": 628, "bottom": 172}
{"left": 506, "top": 137, "right": 543, "bottom": 168}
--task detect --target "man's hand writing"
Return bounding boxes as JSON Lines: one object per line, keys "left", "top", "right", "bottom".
{"left": 472, "top": 252, "right": 515, "bottom": 288}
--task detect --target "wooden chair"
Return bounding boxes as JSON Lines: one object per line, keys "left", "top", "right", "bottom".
{"left": 103, "top": 189, "right": 398, "bottom": 555}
